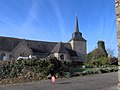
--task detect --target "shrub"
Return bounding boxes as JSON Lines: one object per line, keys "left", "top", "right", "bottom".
{"left": 62, "top": 72, "right": 71, "bottom": 78}
{"left": 0, "top": 57, "right": 64, "bottom": 81}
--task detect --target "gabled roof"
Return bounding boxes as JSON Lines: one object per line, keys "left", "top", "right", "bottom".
{"left": 0, "top": 36, "right": 72, "bottom": 54}
{"left": 11, "top": 39, "right": 32, "bottom": 53}
{"left": 51, "top": 42, "right": 68, "bottom": 53}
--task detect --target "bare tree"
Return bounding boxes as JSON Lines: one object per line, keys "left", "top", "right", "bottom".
{"left": 107, "top": 48, "right": 114, "bottom": 57}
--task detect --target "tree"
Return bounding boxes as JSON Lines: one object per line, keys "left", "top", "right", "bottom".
{"left": 107, "top": 48, "right": 114, "bottom": 57}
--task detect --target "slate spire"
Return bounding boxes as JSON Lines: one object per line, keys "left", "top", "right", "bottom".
{"left": 68, "top": 16, "right": 86, "bottom": 42}
{"left": 75, "top": 16, "right": 79, "bottom": 33}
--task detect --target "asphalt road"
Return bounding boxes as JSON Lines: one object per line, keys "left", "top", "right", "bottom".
{"left": 0, "top": 72, "right": 118, "bottom": 90}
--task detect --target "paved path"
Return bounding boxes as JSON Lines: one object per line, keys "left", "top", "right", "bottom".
{"left": 0, "top": 72, "right": 118, "bottom": 90}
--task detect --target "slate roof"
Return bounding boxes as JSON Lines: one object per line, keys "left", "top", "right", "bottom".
{"left": 51, "top": 42, "right": 68, "bottom": 53}
{"left": 0, "top": 36, "right": 80, "bottom": 59}
{"left": 0, "top": 36, "right": 72, "bottom": 54}
{"left": 0, "top": 36, "right": 21, "bottom": 51}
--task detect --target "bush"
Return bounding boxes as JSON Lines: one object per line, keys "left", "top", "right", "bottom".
{"left": 62, "top": 72, "right": 71, "bottom": 78}
{"left": 0, "top": 57, "right": 65, "bottom": 81}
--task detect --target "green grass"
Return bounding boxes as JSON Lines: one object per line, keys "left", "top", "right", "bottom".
{"left": 71, "top": 67, "right": 96, "bottom": 72}
{"left": 70, "top": 65, "right": 118, "bottom": 77}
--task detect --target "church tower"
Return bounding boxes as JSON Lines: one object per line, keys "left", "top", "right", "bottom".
{"left": 69, "top": 16, "right": 87, "bottom": 62}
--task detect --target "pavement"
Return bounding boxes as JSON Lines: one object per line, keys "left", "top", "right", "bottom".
{"left": 0, "top": 72, "right": 118, "bottom": 90}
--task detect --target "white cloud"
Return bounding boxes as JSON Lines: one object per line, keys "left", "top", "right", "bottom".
{"left": 20, "top": 0, "right": 40, "bottom": 34}
{"left": 0, "top": 15, "right": 17, "bottom": 28}
{"left": 49, "top": 0, "right": 66, "bottom": 41}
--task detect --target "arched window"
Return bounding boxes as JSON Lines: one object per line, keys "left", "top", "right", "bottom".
{"left": 60, "top": 54, "right": 64, "bottom": 60}
{"left": 1, "top": 53, "right": 7, "bottom": 61}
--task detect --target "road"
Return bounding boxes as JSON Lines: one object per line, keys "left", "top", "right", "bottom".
{"left": 0, "top": 72, "right": 118, "bottom": 90}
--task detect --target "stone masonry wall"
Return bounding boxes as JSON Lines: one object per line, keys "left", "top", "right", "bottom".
{"left": 74, "top": 41, "right": 86, "bottom": 61}
{"left": 116, "top": 0, "right": 120, "bottom": 87}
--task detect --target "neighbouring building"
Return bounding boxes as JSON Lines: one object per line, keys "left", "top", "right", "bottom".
{"left": 0, "top": 16, "right": 87, "bottom": 63}
{"left": 87, "top": 41, "right": 108, "bottom": 60}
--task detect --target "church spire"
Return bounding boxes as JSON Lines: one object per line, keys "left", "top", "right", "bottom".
{"left": 69, "top": 16, "right": 86, "bottom": 42}
{"left": 75, "top": 16, "right": 79, "bottom": 32}
{"left": 71, "top": 16, "right": 82, "bottom": 39}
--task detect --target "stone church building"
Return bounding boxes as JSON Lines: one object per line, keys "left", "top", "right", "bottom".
{"left": 0, "top": 16, "right": 87, "bottom": 62}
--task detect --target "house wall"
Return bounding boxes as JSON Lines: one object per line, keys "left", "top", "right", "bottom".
{"left": 0, "top": 51, "right": 10, "bottom": 61}
{"left": 116, "top": 0, "right": 120, "bottom": 87}
{"left": 69, "top": 40, "right": 74, "bottom": 50}
{"left": 54, "top": 53, "right": 70, "bottom": 61}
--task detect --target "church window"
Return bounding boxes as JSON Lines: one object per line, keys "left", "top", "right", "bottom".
{"left": 60, "top": 54, "right": 64, "bottom": 60}
{"left": 1, "top": 53, "right": 7, "bottom": 61}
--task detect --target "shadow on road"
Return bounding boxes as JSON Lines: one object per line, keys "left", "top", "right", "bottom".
{"left": 58, "top": 82, "right": 72, "bottom": 84}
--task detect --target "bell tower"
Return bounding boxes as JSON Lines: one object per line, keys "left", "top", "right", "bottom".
{"left": 69, "top": 16, "right": 87, "bottom": 61}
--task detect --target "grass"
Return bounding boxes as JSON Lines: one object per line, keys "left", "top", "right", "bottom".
{"left": 71, "top": 67, "right": 97, "bottom": 72}
{"left": 69, "top": 65, "right": 118, "bottom": 77}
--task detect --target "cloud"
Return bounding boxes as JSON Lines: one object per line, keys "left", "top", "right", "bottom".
{"left": 24, "top": 0, "right": 39, "bottom": 25}
{"left": 0, "top": 15, "right": 17, "bottom": 28}
{"left": 49, "top": 0, "right": 66, "bottom": 41}
{"left": 20, "top": 0, "right": 40, "bottom": 34}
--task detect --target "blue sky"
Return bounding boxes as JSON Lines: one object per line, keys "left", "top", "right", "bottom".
{"left": 0, "top": 0, "right": 118, "bottom": 56}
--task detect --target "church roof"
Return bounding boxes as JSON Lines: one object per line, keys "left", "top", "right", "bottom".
{"left": 51, "top": 42, "right": 68, "bottom": 53}
{"left": 0, "top": 36, "right": 21, "bottom": 51}
{"left": 0, "top": 36, "right": 71, "bottom": 54}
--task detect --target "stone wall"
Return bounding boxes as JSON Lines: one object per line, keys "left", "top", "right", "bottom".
{"left": 74, "top": 41, "right": 86, "bottom": 61}
{"left": 53, "top": 53, "right": 70, "bottom": 61}
{"left": 70, "top": 40, "right": 86, "bottom": 61}
{"left": 116, "top": 0, "right": 120, "bottom": 87}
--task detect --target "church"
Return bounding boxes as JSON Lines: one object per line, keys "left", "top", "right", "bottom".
{"left": 0, "top": 16, "right": 87, "bottom": 62}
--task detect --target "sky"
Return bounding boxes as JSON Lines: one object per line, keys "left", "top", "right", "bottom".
{"left": 0, "top": 0, "right": 118, "bottom": 56}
